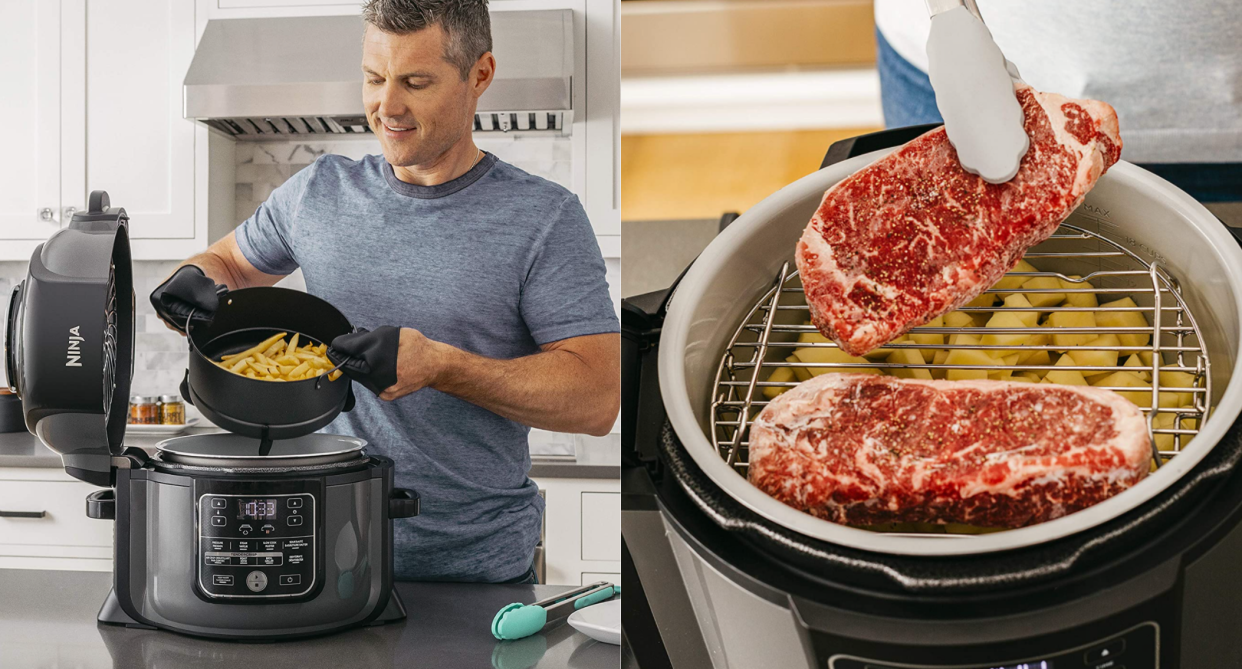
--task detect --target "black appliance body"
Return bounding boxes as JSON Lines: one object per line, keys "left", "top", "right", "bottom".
{"left": 621, "top": 128, "right": 1242, "bottom": 668}
{"left": 5, "top": 192, "right": 420, "bottom": 640}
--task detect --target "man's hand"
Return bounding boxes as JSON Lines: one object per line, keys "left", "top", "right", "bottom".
{"left": 149, "top": 265, "right": 228, "bottom": 335}
{"left": 328, "top": 327, "right": 443, "bottom": 399}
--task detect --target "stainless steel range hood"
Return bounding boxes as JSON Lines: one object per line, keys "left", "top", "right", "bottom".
{"left": 184, "top": 10, "right": 573, "bottom": 139}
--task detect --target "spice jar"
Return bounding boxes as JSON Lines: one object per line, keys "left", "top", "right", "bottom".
{"left": 129, "top": 396, "right": 158, "bottom": 425}
{"left": 159, "top": 395, "right": 186, "bottom": 425}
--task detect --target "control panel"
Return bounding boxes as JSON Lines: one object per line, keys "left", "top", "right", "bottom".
{"left": 196, "top": 485, "right": 318, "bottom": 600}
{"left": 828, "top": 621, "right": 1157, "bottom": 669}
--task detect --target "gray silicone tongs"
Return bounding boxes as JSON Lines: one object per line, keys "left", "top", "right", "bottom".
{"left": 925, "top": 0, "right": 1029, "bottom": 184}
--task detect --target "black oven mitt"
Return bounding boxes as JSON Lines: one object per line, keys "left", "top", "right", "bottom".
{"left": 327, "top": 326, "right": 401, "bottom": 396}
{"left": 149, "top": 265, "right": 228, "bottom": 335}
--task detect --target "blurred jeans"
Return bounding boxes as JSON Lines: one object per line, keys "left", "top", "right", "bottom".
{"left": 499, "top": 563, "right": 539, "bottom": 585}
{"left": 874, "top": 28, "right": 1241, "bottom": 202}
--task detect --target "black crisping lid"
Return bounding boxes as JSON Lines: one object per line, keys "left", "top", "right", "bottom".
{"left": 8, "top": 191, "right": 134, "bottom": 486}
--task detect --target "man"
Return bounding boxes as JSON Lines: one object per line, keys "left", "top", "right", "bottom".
{"left": 150, "top": 0, "right": 619, "bottom": 584}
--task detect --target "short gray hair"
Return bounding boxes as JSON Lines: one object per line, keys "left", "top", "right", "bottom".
{"left": 361, "top": 0, "right": 492, "bottom": 80}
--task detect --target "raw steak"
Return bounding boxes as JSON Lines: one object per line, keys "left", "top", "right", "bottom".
{"left": 748, "top": 374, "right": 1150, "bottom": 528}
{"left": 797, "top": 83, "right": 1122, "bottom": 356}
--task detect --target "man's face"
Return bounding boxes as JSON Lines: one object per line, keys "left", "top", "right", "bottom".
{"left": 362, "top": 24, "right": 481, "bottom": 167}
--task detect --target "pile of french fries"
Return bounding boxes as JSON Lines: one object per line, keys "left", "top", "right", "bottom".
{"left": 214, "top": 332, "right": 343, "bottom": 382}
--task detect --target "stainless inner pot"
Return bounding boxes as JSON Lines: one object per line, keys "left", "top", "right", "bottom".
{"left": 659, "top": 153, "right": 1242, "bottom": 557}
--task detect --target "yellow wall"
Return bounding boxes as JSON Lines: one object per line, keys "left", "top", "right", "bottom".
{"left": 620, "top": 128, "right": 881, "bottom": 221}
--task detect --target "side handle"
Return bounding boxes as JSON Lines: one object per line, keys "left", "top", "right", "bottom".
{"left": 389, "top": 488, "right": 420, "bottom": 518}
{"left": 821, "top": 123, "right": 944, "bottom": 170}
{"left": 87, "top": 489, "right": 116, "bottom": 520}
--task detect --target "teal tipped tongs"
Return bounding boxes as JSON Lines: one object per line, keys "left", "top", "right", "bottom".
{"left": 491, "top": 580, "right": 621, "bottom": 641}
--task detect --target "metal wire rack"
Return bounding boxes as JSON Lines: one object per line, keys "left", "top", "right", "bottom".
{"left": 710, "top": 224, "right": 1212, "bottom": 477}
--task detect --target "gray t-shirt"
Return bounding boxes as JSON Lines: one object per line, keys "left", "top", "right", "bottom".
{"left": 234, "top": 152, "right": 619, "bottom": 582}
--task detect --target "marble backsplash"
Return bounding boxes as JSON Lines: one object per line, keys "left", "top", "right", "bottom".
{"left": 0, "top": 134, "right": 616, "bottom": 455}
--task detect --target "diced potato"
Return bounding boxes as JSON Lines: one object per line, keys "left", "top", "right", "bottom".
{"left": 887, "top": 348, "right": 933, "bottom": 380}
{"left": 1138, "top": 351, "right": 1154, "bottom": 366}
{"left": 791, "top": 348, "right": 883, "bottom": 376}
{"left": 949, "top": 333, "right": 981, "bottom": 347}
{"left": 1091, "top": 370, "right": 1151, "bottom": 407}
{"left": 1017, "top": 349, "right": 1052, "bottom": 370}
{"left": 908, "top": 316, "right": 944, "bottom": 359}
{"left": 969, "top": 312, "right": 991, "bottom": 328}
{"left": 944, "top": 311, "right": 975, "bottom": 329}
{"left": 1021, "top": 276, "right": 1066, "bottom": 308}
{"left": 1156, "top": 370, "right": 1198, "bottom": 407}
{"left": 1019, "top": 371, "right": 1044, "bottom": 383}
{"left": 1015, "top": 335, "right": 1051, "bottom": 365}
{"left": 993, "top": 259, "right": 1040, "bottom": 298}
{"left": 1046, "top": 310, "right": 1098, "bottom": 348}
{"left": 933, "top": 350, "right": 950, "bottom": 365}
{"left": 762, "top": 366, "right": 796, "bottom": 400}
{"left": 1124, "top": 354, "right": 1152, "bottom": 381}
{"left": 964, "top": 293, "right": 996, "bottom": 308}
{"left": 863, "top": 335, "right": 909, "bottom": 360}
{"left": 797, "top": 330, "right": 832, "bottom": 345}
{"left": 1001, "top": 293, "right": 1040, "bottom": 327}
{"left": 1042, "top": 355, "right": 1089, "bottom": 386}
{"left": 944, "top": 348, "right": 997, "bottom": 381}
{"left": 787, "top": 355, "right": 812, "bottom": 382}
{"left": 987, "top": 353, "right": 1020, "bottom": 380}
{"left": 1152, "top": 412, "right": 1199, "bottom": 451}
{"left": 1066, "top": 334, "right": 1121, "bottom": 371}
{"left": 1060, "top": 276, "right": 1099, "bottom": 308}
{"left": 1097, "top": 297, "right": 1151, "bottom": 348}
{"left": 1007, "top": 374, "right": 1035, "bottom": 383}
{"left": 982, "top": 312, "right": 1029, "bottom": 356}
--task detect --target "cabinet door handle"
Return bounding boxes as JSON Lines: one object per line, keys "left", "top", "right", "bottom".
{"left": 38, "top": 208, "right": 55, "bottom": 222}
{"left": 0, "top": 510, "right": 46, "bottom": 518}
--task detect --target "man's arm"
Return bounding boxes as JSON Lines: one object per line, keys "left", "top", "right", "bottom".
{"left": 172, "top": 231, "right": 286, "bottom": 291}
{"left": 382, "top": 330, "right": 620, "bottom": 437}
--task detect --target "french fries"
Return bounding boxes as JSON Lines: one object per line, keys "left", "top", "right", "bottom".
{"left": 213, "top": 332, "right": 342, "bottom": 383}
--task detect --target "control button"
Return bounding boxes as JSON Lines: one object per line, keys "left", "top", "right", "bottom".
{"left": 262, "top": 541, "right": 278, "bottom": 551}
{"left": 209, "top": 540, "right": 225, "bottom": 551}
{"left": 1085, "top": 639, "right": 1126, "bottom": 664}
{"left": 210, "top": 498, "right": 228, "bottom": 509}
{"left": 205, "top": 555, "right": 230, "bottom": 566}
{"left": 245, "top": 571, "right": 268, "bottom": 593}
{"left": 261, "top": 524, "right": 275, "bottom": 534}
{"left": 287, "top": 498, "right": 303, "bottom": 509}
{"left": 287, "top": 515, "right": 303, "bottom": 527}
{"left": 279, "top": 574, "right": 301, "bottom": 586}
{"left": 289, "top": 554, "right": 304, "bottom": 565}
{"left": 284, "top": 539, "right": 308, "bottom": 550}
{"left": 239, "top": 524, "right": 253, "bottom": 536}
{"left": 210, "top": 516, "right": 226, "bottom": 527}
{"left": 236, "top": 541, "right": 250, "bottom": 551}
{"left": 213, "top": 575, "right": 234, "bottom": 586}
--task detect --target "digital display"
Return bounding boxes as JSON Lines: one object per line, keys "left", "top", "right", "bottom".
{"left": 238, "top": 499, "right": 277, "bottom": 520}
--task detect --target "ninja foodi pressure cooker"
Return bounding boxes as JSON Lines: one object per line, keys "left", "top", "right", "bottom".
{"left": 4, "top": 192, "right": 420, "bottom": 640}
{"left": 621, "top": 127, "right": 1242, "bottom": 668}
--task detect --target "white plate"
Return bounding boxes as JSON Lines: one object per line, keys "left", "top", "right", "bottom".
{"left": 566, "top": 599, "right": 620, "bottom": 645}
{"left": 125, "top": 418, "right": 199, "bottom": 435}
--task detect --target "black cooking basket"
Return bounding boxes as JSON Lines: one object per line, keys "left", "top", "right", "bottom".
{"left": 182, "top": 287, "right": 355, "bottom": 441}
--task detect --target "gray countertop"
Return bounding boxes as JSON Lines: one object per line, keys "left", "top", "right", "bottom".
{"left": 0, "top": 429, "right": 619, "bottom": 479}
{"left": 0, "top": 569, "right": 618, "bottom": 669}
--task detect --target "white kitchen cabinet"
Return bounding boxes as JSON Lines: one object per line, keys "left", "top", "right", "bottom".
{"left": 532, "top": 476, "right": 620, "bottom": 586}
{"left": 0, "top": 468, "right": 113, "bottom": 572}
{"left": 0, "top": 0, "right": 222, "bottom": 261}
{"left": 0, "top": 0, "right": 71, "bottom": 261}
{"left": 84, "top": 0, "right": 199, "bottom": 251}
